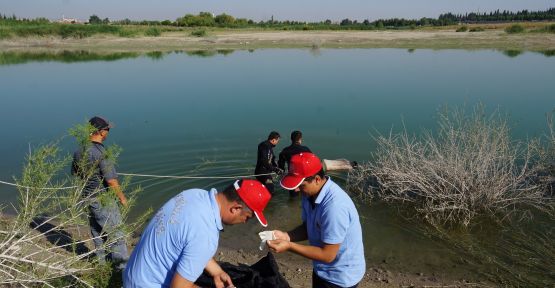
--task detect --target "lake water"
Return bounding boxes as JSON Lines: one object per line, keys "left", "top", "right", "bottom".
{"left": 0, "top": 48, "right": 554, "bottom": 285}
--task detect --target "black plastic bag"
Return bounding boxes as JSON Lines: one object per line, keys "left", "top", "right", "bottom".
{"left": 195, "top": 252, "right": 290, "bottom": 288}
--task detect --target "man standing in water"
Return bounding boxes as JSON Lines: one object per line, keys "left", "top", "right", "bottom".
{"left": 71, "top": 116, "right": 128, "bottom": 268}
{"left": 278, "top": 130, "right": 312, "bottom": 197}
{"left": 255, "top": 131, "right": 282, "bottom": 194}
{"left": 268, "top": 152, "right": 365, "bottom": 288}
{"left": 124, "top": 179, "right": 272, "bottom": 288}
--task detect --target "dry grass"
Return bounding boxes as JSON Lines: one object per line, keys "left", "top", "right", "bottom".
{"left": 348, "top": 105, "right": 554, "bottom": 227}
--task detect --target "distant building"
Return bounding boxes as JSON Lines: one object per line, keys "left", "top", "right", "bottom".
{"left": 57, "top": 15, "right": 82, "bottom": 24}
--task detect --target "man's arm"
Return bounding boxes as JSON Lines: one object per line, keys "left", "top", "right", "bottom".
{"left": 106, "top": 179, "right": 128, "bottom": 207}
{"left": 204, "top": 258, "right": 234, "bottom": 288}
{"left": 271, "top": 222, "right": 340, "bottom": 263}
{"left": 273, "top": 222, "right": 308, "bottom": 242}
{"left": 170, "top": 272, "right": 197, "bottom": 288}
{"left": 267, "top": 240, "right": 340, "bottom": 264}
{"left": 258, "top": 144, "right": 277, "bottom": 172}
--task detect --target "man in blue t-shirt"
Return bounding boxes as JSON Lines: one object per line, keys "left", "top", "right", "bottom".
{"left": 124, "top": 179, "right": 271, "bottom": 288}
{"left": 268, "top": 152, "right": 365, "bottom": 288}
{"left": 71, "top": 116, "right": 128, "bottom": 266}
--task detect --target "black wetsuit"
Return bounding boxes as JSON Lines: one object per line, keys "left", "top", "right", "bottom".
{"left": 255, "top": 140, "right": 280, "bottom": 193}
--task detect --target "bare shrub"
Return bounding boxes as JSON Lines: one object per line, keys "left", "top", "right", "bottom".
{"left": 532, "top": 109, "right": 555, "bottom": 194}
{"left": 348, "top": 105, "right": 554, "bottom": 226}
{"left": 0, "top": 126, "right": 149, "bottom": 287}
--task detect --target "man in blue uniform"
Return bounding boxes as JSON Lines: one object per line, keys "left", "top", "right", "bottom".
{"left": 268, "top": 152, "right": 365, "bottom": 288}
{"left": 124, "top": 179, "right": 272, "bottom": 288}
{"left": 71, "top": 116, "right": 128, "bottom": 267}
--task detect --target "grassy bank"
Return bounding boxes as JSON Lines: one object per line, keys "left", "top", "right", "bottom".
{"left": 1, "top": 26, "right": 555, "bottom": 53}
{"left": 0, "top": 22, "right": 186, "bottom": 39}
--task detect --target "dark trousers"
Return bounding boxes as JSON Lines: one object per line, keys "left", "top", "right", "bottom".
{"left": 312, "top": 271, "right": 358, "bottom": 288}
{"left": 89, "top": 200, "right": 128, "bottom": 266}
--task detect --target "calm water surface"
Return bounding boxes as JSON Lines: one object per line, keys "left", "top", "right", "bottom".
{"left": 0, "top": 49, "right": 554, "bottom": 285}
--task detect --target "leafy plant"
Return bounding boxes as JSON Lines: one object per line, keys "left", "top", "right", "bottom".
{"left": 505, "top": 24, "right": 525, "bottom": 34}
{"left": 0, "top": 122, "right": 150, "bottom": 287}
{"left": 144, "top": 27, "right": 161, "bottom": 37}
{"left": 190, "top": 29, "right": 207, "bottom": 37}
{"left": 469, "top": 27, "right": 485, "bottom": 32}
{"left": 456, "top": 26, "right": 468, "bottom": 32}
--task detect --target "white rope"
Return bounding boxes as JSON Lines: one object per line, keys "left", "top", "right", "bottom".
{"left": 118, "top": 172, "right": 275, "bottom": 180}
{"left": 0, "top": 172, "right": 276, "bottom": 189}
{"left": 0, "top": 180, "right": 77, "bottom": 190}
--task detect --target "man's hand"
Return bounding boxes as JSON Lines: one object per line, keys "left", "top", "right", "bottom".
{"left": 205, "top": 258, "right": 234, "bottom": 288}
{"left": 267, "top": 239, "right": 292, "bottom": 253}
{"left": 119, "top": 196, "right": 128, "bottom": 207}
{"left": 274, "top": 168, "right": 284, "bottom": 175}
{"left": 272, "top": 230, "right": 290, "bottom": 241}
{"left": 212, "top": 271, "right": 234, "bottom": 288}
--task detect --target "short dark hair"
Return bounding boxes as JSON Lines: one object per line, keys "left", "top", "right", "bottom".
{"left": 304, "top": 168, "right": 326, "bottom": 183}
{"left": 221, "top": 180, "right": 243, "bottom": 203}
{"left": 268, "top": 131, "right": 281, "bottom": 140}
{"left": 291, "top": 130, "right": 302, "bottom": 143}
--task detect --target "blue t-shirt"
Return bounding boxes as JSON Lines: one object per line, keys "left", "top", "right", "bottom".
{"left": 124, "top": 188, "right": 223, "bottom": 287}
{"left": 302, "top": 177, "right": 366, "bottom": 287}
{"left": 71, "top": 142, "right": 118, "bottom": 198}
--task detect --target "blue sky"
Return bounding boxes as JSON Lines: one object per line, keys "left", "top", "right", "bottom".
{"left": 1, "top": 0, "right": 554, "bottom": 22}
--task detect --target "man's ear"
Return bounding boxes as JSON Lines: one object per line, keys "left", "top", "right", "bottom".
{"left": 229, "top": 202, "right": 242, "bottom": 214}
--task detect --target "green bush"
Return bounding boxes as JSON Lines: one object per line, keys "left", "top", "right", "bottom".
{"left": 144, "top": 27, "right": 161, "bottom": 37}
{"left": 456, "top": 26, "right": 468, "bottom": 32}
{"left": 191, "top": 29, "right": 207, "bottom": 37}
{"left": 13, "top": 25, "right": 56, "bottom": 37}
{"left": 547, "top": 24, "right": 555, "bottom": 33}
{"left": 0, "top": 28, "right": 11, "bottom": 39}
{"left": 505, "top": 24, "right": 525, "bottom": 34}
{"left": 469, "top": 27, "right": 485, "bottom": 32}
{"left": 59, "top": 25, "right": 91, "bottom": 38}
{"left": 118, "top": 28, "right": 139, "bottom": 37}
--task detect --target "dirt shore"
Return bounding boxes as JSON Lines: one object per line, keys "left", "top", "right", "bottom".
{"left": 1, "top": 29, "right": 555, "bottom": 53}
{"left": 215, "top": 246, "right": 490, "bottom": 288}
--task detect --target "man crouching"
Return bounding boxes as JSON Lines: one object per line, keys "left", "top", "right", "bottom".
{"left": 124, "top": 179, "right": 271, "bottom": 288}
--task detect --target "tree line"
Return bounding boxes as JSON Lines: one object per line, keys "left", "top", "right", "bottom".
{"left": 439, "top": 8, "right": 555, "bottom": 23}
{"left": 1, "top": 7, "right": 554, "bottom": 29}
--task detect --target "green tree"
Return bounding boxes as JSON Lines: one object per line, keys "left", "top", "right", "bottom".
{"left": 215, "top": 13, "right": 235, "bottom": 26}
{"left": 89, "top": 14, "right": 101, "bottom": 24}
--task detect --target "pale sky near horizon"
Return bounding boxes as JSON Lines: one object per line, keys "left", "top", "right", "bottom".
{"left": 1, "top": 0, "right": 554, "bottom": 22}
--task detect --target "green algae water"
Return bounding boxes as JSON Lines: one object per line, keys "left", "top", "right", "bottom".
{"left": 0, "top": 48, "right": 553, "bottom": 286}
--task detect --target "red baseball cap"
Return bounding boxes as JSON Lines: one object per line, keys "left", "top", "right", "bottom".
{"left": 280, "top": 152, "right": 323, "bottom": 190}
{"left": 234, "top": 179, "right": 272, "bottom": 227}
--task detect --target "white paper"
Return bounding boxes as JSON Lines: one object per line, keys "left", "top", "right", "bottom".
{"left": 258, "top": 231, "right": 275, "bottom": 250}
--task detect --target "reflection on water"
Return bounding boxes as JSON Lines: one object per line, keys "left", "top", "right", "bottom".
{"left": 186, "top": 49, "right": 235, "bottom": 57}
{"left": 0, "top": 50, "right": 140, "bottom": 65}
{"left": 3, "top": 48, "right": 555, "bottom": 66}
{"left": 0, "top": 49, "right": 238, "bottom": 65}
{"left": 503, "top": 49, "right": 524, "bottom": 58}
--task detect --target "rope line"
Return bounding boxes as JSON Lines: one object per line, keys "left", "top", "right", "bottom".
{"left": 118, "top": 172, "right": 274, "bottom": 180}
{"left": 0, "top": 172, "right": 276, "bottom": 189}
{"left": 0, "top": 180, "right": 77, "bottom": 190}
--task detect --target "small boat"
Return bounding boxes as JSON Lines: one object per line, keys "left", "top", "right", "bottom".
{"left": 322, "top": 159, "right": 358, "bottom": 171}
